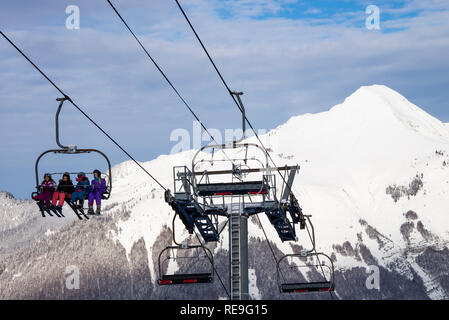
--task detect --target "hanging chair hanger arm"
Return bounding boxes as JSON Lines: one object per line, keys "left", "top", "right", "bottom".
{"left": 305, "top": 215, "right": 316, "bottom": 253}
{"left": 230, "top": 91, "right": 245, "bottom": 143}
{"left": 55, "top": 97, "right": 69, "bottom": 150}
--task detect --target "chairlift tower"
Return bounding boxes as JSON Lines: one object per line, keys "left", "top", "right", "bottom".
{"left": 161, "top": 92, "right": 333, "bottom": 300}
{"left": 229, "top": 194, "right": 248, "bottom": 300}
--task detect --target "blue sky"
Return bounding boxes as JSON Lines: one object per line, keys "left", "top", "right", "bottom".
{"left": 1, "top": 0, "right": 449, "bottom": 198}
{"left": 217, "top": 1, "right": 419, "bottom": 24}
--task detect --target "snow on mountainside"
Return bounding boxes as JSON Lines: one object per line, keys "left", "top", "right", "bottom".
{"left": 0, "top": 191, "right": 71, "bottom": 260}
{"left": 0, "top": 85, "right": 448, "bottom": 300}
{"left": 0, "top": 191, "right": 33, "bottom": 233}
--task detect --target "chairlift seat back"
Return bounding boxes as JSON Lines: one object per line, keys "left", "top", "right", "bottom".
{"left": 281, "top": 281, "right": 334, "bottom": 293}
{"left": 197, "top": 181, "right": 267, "bottom": 196}
{"left": 159, "top": 273, "right": 213, "bottom": 285}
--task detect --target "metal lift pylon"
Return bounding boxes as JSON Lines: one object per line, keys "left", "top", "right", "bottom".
{"left": 229, "top": 92, "right": 248, "bottom": 300}
{"left": 162, "top": 91, "right": 321, "bottom": 300}
{"left": 229, "top": 194, "right": 249, "bottom": 300}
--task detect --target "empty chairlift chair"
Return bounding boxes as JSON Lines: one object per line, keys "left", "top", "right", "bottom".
{"left": 157, "top": 213, "right": 215, "bottom": 286}
{"left": 277, "top": 252, "right": 335, "bottom": 294}
{"left": 158, "top": 245, "right": 214, "bottom": 285}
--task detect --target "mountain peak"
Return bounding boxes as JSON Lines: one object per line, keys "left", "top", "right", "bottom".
{"left": 337, "top": 84, "right": 415, "bottom": 114}
{"left": 352, "top": 84, "right": 403, "bottom": 98}
{"left": 328, "top": 85, "right": 448, "bottom": 141}
{"left": 0, "top": 191, "right": 15, "bottom": 200}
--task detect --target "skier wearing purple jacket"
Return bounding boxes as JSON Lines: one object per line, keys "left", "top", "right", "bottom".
{"left": 88, "top": 169, "right": 106, "bottom": 215}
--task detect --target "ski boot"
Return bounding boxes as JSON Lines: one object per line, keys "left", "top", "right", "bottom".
{"left": 88, "top": 206, "right": 95, "bottom": 215}
{"left": 77, "top": 200, "right": 84, "bottom": 209}
{"left": 96, "top": 205, "right": 101, "bottom": 215}
{"left": 43, "top": 202, "right": 55, "bottom": 216}
{"left": 37, "top": 202, "right": 48, "bottom": 217}
{"left": 52, "top": 205, "right": 63, "bottom": 217}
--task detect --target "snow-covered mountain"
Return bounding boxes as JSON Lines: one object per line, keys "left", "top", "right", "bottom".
{"left": 0, "top": 191, "right": 72, "bottom": 261}
{"left": 0, "top": 85, "right": 448, "bottom": 300}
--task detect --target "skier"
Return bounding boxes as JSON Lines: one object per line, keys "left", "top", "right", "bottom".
{"left": 38, "top": 173, "right": 56, "bottom": 208}
{"left": 88, "top": 169, "right": 106, "bottom": 215}
{"left": 71, "top": 172, "right": 90, "bottom": 208}
{"left": 52, "top": 172, "right": 75, "bottom": 211}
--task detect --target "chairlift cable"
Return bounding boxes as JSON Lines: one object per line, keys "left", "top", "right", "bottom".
{"left": 305, "top": 223, "right": 334, "bottom": 300}
{"left": 248, "top": 194, "right": 286, "bottom": 283}
{"left": 194, "top": 230, "right": 230, "bottom": 298}
{"left": 105, "top": 0, "right": 235, "bottom": 165}
{"left": 173, "top": 0, "right": 299, "bottom": 197}
{"left": 105, "top": 2, "right": 235, "bottom": 298}
{"left": 174, "top": 3, "right": 335, "bottom": 298}
{"left": 254, "top": 214, "right": 287, "bottom": 283}
{"left": 0, "top": 31, "right": 167, "bottom": 191}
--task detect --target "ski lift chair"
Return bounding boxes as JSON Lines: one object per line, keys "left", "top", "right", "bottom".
{"left": 158, "top": 245, "right": 214, "bottom": 285}
{"left": 277, "top": 214, "right": 335, "bottom": 294}
{"left": 277, "top": 252, "right": 335, "bottom": 293}
{"left": 32, "top": 97, "right": 112, "bottom": 220}
{"left": 157, "top": 214, "right": 215, "bottom": 285}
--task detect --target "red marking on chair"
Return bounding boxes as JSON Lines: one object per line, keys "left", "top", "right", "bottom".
{"left": 183, "top": 279, "right": 197, "bottom": 283}
{"left": 159, "top": 280, "right": 172, "bottom": 285}
{"left": 249, "top": 190, "right": 267, "bottom": 195}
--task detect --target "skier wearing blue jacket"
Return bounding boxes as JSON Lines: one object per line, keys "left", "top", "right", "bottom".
{"left": 71, "top": 172, "right": 90, "bottom": 207}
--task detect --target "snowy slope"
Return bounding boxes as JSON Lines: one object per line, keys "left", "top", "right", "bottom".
{"left": 268, "top": 85, "right": 449, "bottom": 249}
{"left": 104, "top": 85, "right": 449, "bottom": 299}
{"left": 0, "top": 191, "right": 72, "bottom": 259}
{"left": 1, "top": 85, "right": 448, "bottom": 299}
